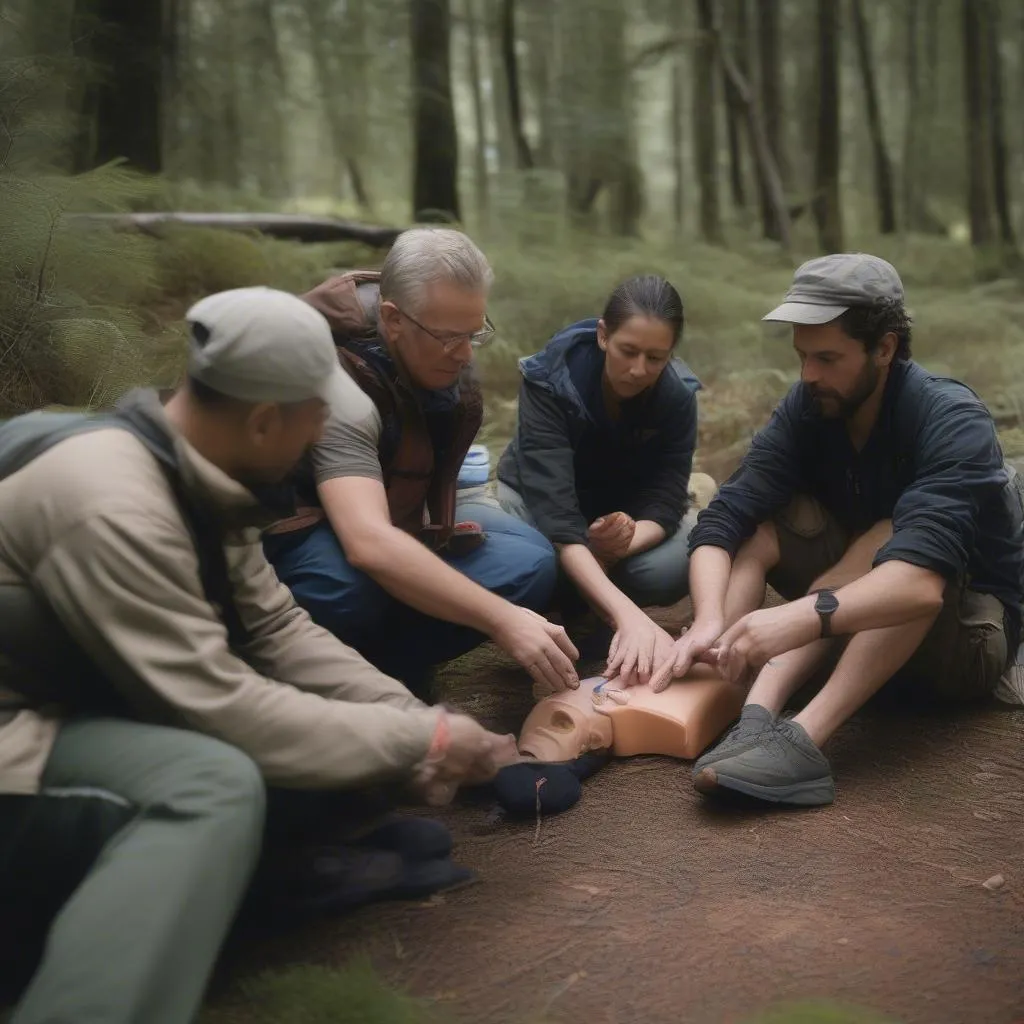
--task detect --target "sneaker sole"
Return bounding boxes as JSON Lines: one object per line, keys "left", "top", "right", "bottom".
{"left": 694, "top": 766, "right": 836, "bottom": 807}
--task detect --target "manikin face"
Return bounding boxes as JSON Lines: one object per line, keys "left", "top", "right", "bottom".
{"left": 518, "top": 683, "right": 615, "bottom": 762}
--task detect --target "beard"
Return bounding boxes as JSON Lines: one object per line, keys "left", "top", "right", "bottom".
{"left": 810, "top": 359, "right": 880, "bottom": 419}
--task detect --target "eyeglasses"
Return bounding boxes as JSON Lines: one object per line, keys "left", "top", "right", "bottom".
{"left": 396, "top": 306, "right": 496, "bottom": 353}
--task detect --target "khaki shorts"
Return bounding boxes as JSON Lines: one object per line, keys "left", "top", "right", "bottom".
{"left": 766, "top": 495, "right": 1010, "bottom": 703}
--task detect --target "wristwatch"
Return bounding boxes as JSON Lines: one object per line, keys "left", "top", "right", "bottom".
{"left": 812, "top": 587, "right": 839, "bottom": 638}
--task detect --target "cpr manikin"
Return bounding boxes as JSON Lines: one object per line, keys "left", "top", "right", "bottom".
{"left": 493, "top": 670, "right": 745, "bottom": 818}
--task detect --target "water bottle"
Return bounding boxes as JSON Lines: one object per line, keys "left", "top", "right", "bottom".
{"left": 457, "top": 444, "right": 491, "bottom": 488}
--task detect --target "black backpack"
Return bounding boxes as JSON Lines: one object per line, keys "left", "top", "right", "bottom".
{"left": 0, "top": 407, "right": 249, "bottom": 712}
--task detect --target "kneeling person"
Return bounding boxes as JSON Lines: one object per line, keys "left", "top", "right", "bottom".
{"left": 653, "top": 253, "right": 1024, "bottom": 806}
{"left": 497, "top": 275, "right": 703, "bottom": 686}
{"left": 264, "top": 228, "right": 578, "bottom": 697}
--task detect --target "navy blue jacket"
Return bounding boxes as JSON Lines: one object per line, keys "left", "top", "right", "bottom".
{"left": 496, "top": 319, "right": 701, "bottom": 546}
{"left": 690, "top": 359, "right": 1024, "bottom": 637}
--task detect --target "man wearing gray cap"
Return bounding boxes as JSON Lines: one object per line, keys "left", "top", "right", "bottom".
{"left": 650, "top": 253, "right": 1024, "bottom": 807}
{"left": 0, "top": 286, "right": 516, "bottom": 1024}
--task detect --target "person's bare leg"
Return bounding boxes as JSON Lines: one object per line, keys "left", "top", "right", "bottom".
{"left": 794, "top": 613, "right": 937, "bottom": 745}
{"left": 721, "top": 522, "right": 781, "bottom": 627}
{"left": 743, "top": 519, "right": 896, "bottom": 713}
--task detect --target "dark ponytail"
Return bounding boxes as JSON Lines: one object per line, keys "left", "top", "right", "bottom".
{"left": 601, "top": 275, "right": 684, "bottom": 346}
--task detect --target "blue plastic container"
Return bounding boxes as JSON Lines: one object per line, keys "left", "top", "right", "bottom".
{"left": 457, "top": 444, "right": 491, "bottom": 488}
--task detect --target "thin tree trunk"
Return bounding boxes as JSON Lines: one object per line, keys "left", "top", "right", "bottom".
{"left": 722, "top": 1, "right": 746, "bottom": 211}
{"left": 813, "top": 0, "right": 843, "bottom": 252}
{"left": 755, "top": 0, "right": 785, "bottom": 240}
{"left": 851, "top": 0, "right": 896, "bottom": 234}
{"left": 501, "top": 0, "right": 533, "bottom": 170}
{"left": 411, "top": 0, "right": 461, "bottom": 221}
{"left": 902, "top": 0, "right": 919, "bottom": 230}
{"left": 713, "top": 12, "right": 792, "bottom": 251}
{"left": 963, "top": 0, "right": 995, "bottom": 248}
{"left": 694, "top": 0, "right": 723, "bottom": 244}
{"left": 486, "top": 4, "right": 515, "bottom": 172}
{"left": 71, "top": 0, "right": 163, "bottom": 172}
{"left": 524, "top": 0, "right": 555, "bottom": 167}
{"left": 670, "top": 3, "right": 686, "bottom": 234}
{"left": 985, "top": 0, "right": 1017, "bottom": 248}
{"left": 463, "top": 0, "right": 489, "bottom": 215}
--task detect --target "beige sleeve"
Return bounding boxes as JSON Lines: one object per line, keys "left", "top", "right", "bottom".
{"left": 228, "top": 536, "right": 426, "bottom": 713}
{"left": 33, "top": 509, "right": 437, "bottom": 789}
{"left": 310, "top": 365, "right": 385, "bottom": 484}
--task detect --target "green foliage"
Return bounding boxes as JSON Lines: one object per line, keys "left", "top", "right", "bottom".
{"left": 201, "top": 961, "right": 450, "bottom": 1024}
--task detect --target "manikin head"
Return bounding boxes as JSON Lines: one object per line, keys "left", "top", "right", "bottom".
{"left": 596, "top": 275, "right": 684, "bottom": 401}
{"left": 763, "top": 252, "right": 912, "bottom": 421}
{"left": 164, "top": 286, "right": 344, "bottom": 487}
{"left": 377, "top": 228, "right": 495, "bottom": 392}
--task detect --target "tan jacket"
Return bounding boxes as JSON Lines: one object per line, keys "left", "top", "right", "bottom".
{"left": 0, "top": 392, "right": 439, "bottom": 795}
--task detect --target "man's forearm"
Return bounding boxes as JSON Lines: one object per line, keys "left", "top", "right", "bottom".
{"left": 689, "top": 545, "right": 733, "bottom": 625}
{"left": 626, "top": 520, "right": 666, "bottom": 556}
{"left": 828, "top": 560, "right": 945, "bottom": 634}
{"left": 350, "top": 525, "right": 510, "bottom": 635}
{"left": 559, "top": 544, "right": 638, "bottom": 626}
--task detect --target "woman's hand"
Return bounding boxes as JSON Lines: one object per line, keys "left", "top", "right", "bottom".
{"left": 588, "top": 512, "right": 636, "bottom": 568}
{"left": 604, "top": 610, "right": 676, "bottom": 687}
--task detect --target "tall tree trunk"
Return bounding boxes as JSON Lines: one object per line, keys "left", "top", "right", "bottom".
{"left": 501, "top": 0, "right": 533, "bottom": 170}
{"left": 71, "top": 0, "right": 163, "bottom": 172}
{"left": 851, "top": 0, "right": 896, "bottom": 234}
{"left": 524, "top": 0, "right": 556, "bottom": 168}
{"left": 694, "top": 0, "right": 723, "bottom": 244}
{"left": 245, "top": 0, "right": 288, "bottom": 198}
{"left": 411, "top": 0, "right": 461, "bottom": 221}
{"left": 304, "top": 0, "right": 371, "bottom": 211}
{"left": 463, "top": 0, "right": 490, "bottom": 216}
{"left": 670, "top": 2, "right": 686, "bottom": 234}
{"left": 963, "top": 0, "right": 996, "bottom": 248}
{"left": 713, "top": 9, "right": 792, "bottom": 251}
{"left": 902, "top": 0, "right": 920, "bottom": 229}
{"left": 985, "top": 0, "right": 1017, "bottom": 249}
{"left": 722, "top": 1, "right": 747, "bottom": 212}
{"left": 486, "top": 5, "right": 516, "bottom": 172}
{"left": 813, "top": 0, "right": 843, "bottom": 252}
{"left": 755, "top": 0, "right": 785, "bottom": 240}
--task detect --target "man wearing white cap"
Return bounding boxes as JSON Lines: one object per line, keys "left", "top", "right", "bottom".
{"left": 0, "top": 287, "right": 516, "bottom": 1024}
{"left": 650, "top": 253, "right": 1024, "bottom": 808}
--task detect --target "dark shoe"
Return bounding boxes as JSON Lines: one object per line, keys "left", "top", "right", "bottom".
{"left": 693, "top": 718, "right": 836, "bottom": 807}
{"left": 354, "top": 815, "right": 453, "bottom": 862}
{"left": 692, "top": 704, "right": 776, "bottom": 774}
{"left": 492, "top": 751, "right": 611, "bottom": 818}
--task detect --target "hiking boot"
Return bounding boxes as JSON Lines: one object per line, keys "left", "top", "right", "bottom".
{"left": 693, "top": 718, "right": 836, "bottom": 807}
{"left": 354, "top": 815, "right": 453, "bottom": 862}
{"left": 692, "top": 704, "right": 776, "bottom": 775}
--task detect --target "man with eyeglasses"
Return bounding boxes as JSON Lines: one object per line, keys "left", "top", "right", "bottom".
{"left": 264, "top": 228, "right": 579, "bottom": 698}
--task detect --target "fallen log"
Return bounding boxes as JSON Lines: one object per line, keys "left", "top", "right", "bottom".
{"left": 66, "top": 212, "right": 405, "bottom": 247}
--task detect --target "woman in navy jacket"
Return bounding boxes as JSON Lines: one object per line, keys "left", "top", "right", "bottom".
{"left": 496, "top": 275, "right": 702, "bottom": 685}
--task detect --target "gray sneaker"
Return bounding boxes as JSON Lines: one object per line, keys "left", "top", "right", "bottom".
{"left": 692, "top": 704, "right": 776, "bottom": 775}
{"left": 693, "top": 718, "right": 835, "bottom": 807}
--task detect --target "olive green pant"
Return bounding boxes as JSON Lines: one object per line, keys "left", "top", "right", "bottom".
{"left": 6, "top": 718, "right": 266, "bottom": 1024}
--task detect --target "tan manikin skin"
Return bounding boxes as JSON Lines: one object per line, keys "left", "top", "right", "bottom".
{"left": 518, "top": 667, "right": 745, "bottom": 763}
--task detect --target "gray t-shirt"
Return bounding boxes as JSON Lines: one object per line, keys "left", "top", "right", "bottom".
{"left": 310, "top": 361, "right": 384, "bottom": 484}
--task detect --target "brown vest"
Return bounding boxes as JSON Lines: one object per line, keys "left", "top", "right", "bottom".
{"left": 270, "top": 271, "right": 483, "bottom": 550}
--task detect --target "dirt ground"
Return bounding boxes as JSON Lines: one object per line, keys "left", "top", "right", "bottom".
{"left": 221, "top": 600, "right": 1024, "bottom": 1024}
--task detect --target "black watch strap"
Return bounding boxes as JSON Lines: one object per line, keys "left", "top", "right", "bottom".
{"left": 812, "top": 587, "right": 839, "bottom": 639}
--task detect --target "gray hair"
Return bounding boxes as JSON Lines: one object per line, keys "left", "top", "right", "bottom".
{"left": 379, "top": 227, "right": 494, "bottom": 314}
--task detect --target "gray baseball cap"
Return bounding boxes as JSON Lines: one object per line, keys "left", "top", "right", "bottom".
{"left": 763, "top": 253, "right": 905, "bottom": 325}
{"left": 185, "top": 286, "right": 347, "bottom": 406}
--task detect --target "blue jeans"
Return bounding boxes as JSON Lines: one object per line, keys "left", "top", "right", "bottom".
{"left": 263, "top": 498, "right": 557, "bottom": 690}
{"left": 496, "top": 483, "right": 695, "bottom": 608}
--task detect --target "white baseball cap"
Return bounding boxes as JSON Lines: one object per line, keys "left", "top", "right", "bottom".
{"left": 185, "top": 286, "right": 347, "bottom": 406}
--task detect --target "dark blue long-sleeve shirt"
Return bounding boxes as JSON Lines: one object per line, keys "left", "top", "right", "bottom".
{"left": 690, "top": 359, "right": 1024, "bottom": 639}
